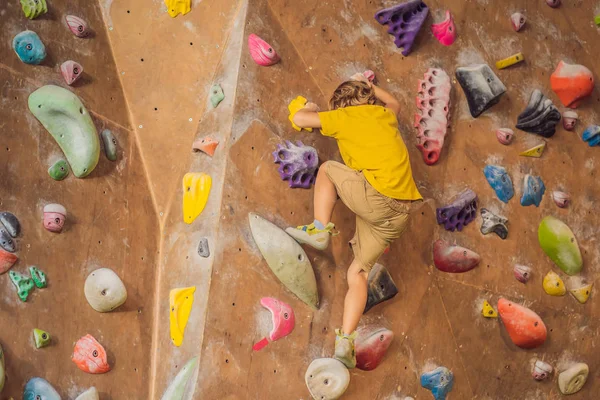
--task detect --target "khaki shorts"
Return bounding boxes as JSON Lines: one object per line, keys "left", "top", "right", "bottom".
{"left": 325, "top": 161, "right": 421, "bottom": 273}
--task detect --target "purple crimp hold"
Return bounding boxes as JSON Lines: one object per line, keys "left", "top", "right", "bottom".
{"left": 374, "top": 0, "right": 429, "bottom": 56}
{"left": 272, "top": 141, "right": 318, "bottom": 189}
{"left": 436, "top": 189, "right": 478, "bottom": 232}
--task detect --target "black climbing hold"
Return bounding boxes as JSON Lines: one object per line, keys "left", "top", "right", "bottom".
{"left": 455, "top": 64, "right": 506, "bottom": 118}
{"left": 364, "top": 264, "right": 398, "bottom": 313}
{"left": 516, "top": 90, "right": 561, "bottom": 138}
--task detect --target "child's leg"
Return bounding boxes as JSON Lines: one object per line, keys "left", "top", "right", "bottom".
{"left": 313, "top": 162, "right": 338, "bottom": 225}
{"left": 342, "top": 258, "right": 368, "bottom": 335}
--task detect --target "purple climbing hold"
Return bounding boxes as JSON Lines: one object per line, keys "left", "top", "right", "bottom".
{"left": 436, "top": 189, "right": 478, "bottom": 232}
{"left": 272, "top": 141, "right": 318, "bottom": 189}
{"left": 374, "top": 1, "right": 429, "bottom": 57}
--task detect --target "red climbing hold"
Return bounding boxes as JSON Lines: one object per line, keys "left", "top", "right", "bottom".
{"left": 355, "top": 325, "right": 394, "bottom": 371}
{"left": 433, "top": 239, "right": 480, "bottom": 273}
{"left": 0, "top": 247, "right": 17, "bottom": 274}
{"left": 498, "top": 298, "right": 547, "bottom": 349}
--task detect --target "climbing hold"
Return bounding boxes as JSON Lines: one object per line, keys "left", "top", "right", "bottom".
{"left": 253, "top": 297, "right": 295, "bottom": 351}
{"left": 84, "top": 268, "right": 127, "bottom": 312}
{"left": 595, "top": 14, "right": 600, "bottom": 26}
{"left": 562, "top": 110, "right": 578, "bottom": 131}
{"left": 455, "top": 64, "right": 506, "bottom": 118}
{"left": 72, "top": 334, "right": 110, "bottom": 374}
{"left": 546, "top": 0, "right": 561, "bottom": 7}
{"left": 29, "top": 85, "right": 100, "bottom": 178}
{"left": 431, "top": 10, "right": 456, "bottom": 46}
{"left": 75, "top": 387, "right": 99, "bottom": 400}
{"left": 48, "top": 159, "right": 69, "bottom": 181}
{"left": 164, "top": 0, "right": 190, "bottom": 17}
{"left": 496, "top": 128, "right": 514, "bottom": 145}
{"left": 9, "top": 271, "right": 35, "bottom": 302}
{"left": 43, "top": 204, "right": 67, "bottom": 233}
{"left": 538, "top": 216, "right": 582, "bottom": 275}
{"left": 552, "top": 191, "right": 570, "bottom": 208}
{"left": 516, "top": 89, "right": 561, "bottom": 138}
{"left": 192, "top": 136, "right": 219, "bottom": 157}
{"left": 414, "top": 68, "right": 452, "bottom": 165}
{"left": 170, "top": 287, "right": 196, "bottom": 347}
{"left": 305, "top": 358, "right": 350, "bottom": 400}
{"left": 495, "top": 52, "right": 524, "bottom": 70}
{"left": 13, "top": 31, "right": 46, "bottom": 65}
{"left": 29, "top": 266, "right": 47, "bottom": 288}
{"left": 520, "top": 174, "right": 545, "bottom": 207}
{"left": 514, "top": 265, "right": 532, "bottom": 284}
{"left": 20, "top": 0, "right": 47, "bottom": 19}
{"left": 249, "top": 213, "right": 319, "bottom": 309}
{"left": 497, "top": 298, "right": 547, "bottom": 349}
{"left": 420, "top": 366, "right": 454, "bottom": 400}
{"left": 0, "top": 344, "right": 4, "bottom": 393}
{"left": 433, "top": 239, "right": 481, "bottom": 273}
{"left": 100, "top": 129, "right": 118, "bottom": 161}
{"left": 483, "top": 165, "right": 514, "bottom": 204}
{"left": 582, "top": 125, "right": 600, "bottom": 147}
{"left": 519, "top": 143, "right": 545, "bottom": 158}
{"left": 60, "top": 60, "right": 84, "bottom": 86}
{"left": 510, "top": 12, "right": 526, "bottom": 32}
{"left": 160, "top": 357, "right": 198, "bottom": 400}
{"left": 569, "top": 280, "right": 592, "bottom": 304}
{"left": 182, "top": 173, "right": 212, "bottom": 224}
{"left": 481, "top": 300, "right": 497, "bottom": 318}
{"left": 436, "top": 189, "right": 478, "bottom": 231}
{"left": 480, "top": 208, "right": 508, "bottom": 239}
{"left": 532, "top": 360, "right": 553, "bottom": 381}
{"left": 363, "top": 70, "right": 375, "bottom": 83}
{"left": 551, "top": 61, "right": 594, "bottom": 108}
{"left": 288, "top": 96, "right": 313, "bottom": 132}
{"left": 33, "top": 328, "right": 51, "bottom": 349}
{"left": 24, "top": 378, "right": 60, "bottom": 400}
{"left": 0, "top": 227, "right": 15, "bottom": 253}
{"left": 197, "top": 237, "right": 210, "bottom": 258}
{"left": 0, "top": 248, "right": 17, "bottom": 274}
{"left": 375, "top": 0, "right": 429, "bottom": 56}
{"left": 209, "top": 84, "right": 225, "bottom": 108}
{"left": 65, "top": 15, "right": 90, "bottom": 37}
{"left": 558, "top": 363, "right": 588, "bottom": 395}
{"left": 0, "top": 212, "right": 20, "bottom": 238}
{"left": 273, "top": 141, "right": 318, "bottom": 189}
{"left": 364, "top": 264, "right": 398, "bottom": 313}
{"left": 355, "top": 325, "right": 394, "bottom": 371}
{"left": 248, "top": 34, "right": 280, "bottom": 66}
{"left": 543, "top": 271, "right": 566, "bottom": 296}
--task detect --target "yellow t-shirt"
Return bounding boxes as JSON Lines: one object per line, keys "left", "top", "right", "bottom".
{"left": 318, "top": 105, "right": 422, "bottom": 200}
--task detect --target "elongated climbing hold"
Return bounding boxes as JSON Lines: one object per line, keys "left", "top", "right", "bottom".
{"left": 24, "top": 377, "right": 60, "bottom": 400}
{"left": 273, "top": 141, "right": 318, "bottom": 189}
{"left": 249, "top": 213, "right": 319, "bottom": 309}
{"left": 60, "top": 61, "right": 84, "bottom": 86}
{"left": 519, "top": 143, "right": 545, "bottom": 158}
{"left": 13, "top": 31, "right": 46, "bottom": 65}
{"left": 305, "top": 358, "right": 350, "bottom": 400}
{"left": 0, "top": 344, "right": 5, "bottom": 392}
{"left": 484, "top": 165, "right": 514, "bottom": 204}
{"left": 497, "top": 298, "right": 547, "bottom": 349}
{"left": 161, "top": 357, "right": 198, "bottom": 400}
{"left": 433, "top": 240, "right": 481, "bottom": 273}
{"left": 43, "top": 204, "right": 67, "bottom": 233}
{"left": 209, "top": 84, "right": 225, "bottom": 108}
{"left": 9, "top": 270, "right": 35, "bottom": 302}
{"left": 192, "top": 136, "right": 219, "bottom": 157}
{"left": 0, "top": 248, "right": 17, "bottom": 274}
{"left": 48, "top": 159, "right": 69, "bottom": 181}
{"left": 164, "top": 0, "right": 190, "bottom": 17}
{"left": 253, "top": 297, "right": 295, "bottom": 351}
{"left": 436, "top": 189, "right": 478, "bottom": 231}
{"left": 562, "top": 110, "right": 578, "bottom": 131}
{"left": 558, "top": 363, "right": 588, "bottom": 395}
{"left": 552, "top": 191, "right": 570, "bottom": 208}
{"left": 0, "top": 212, "right": 20, "bottom": 238}
{"left": 516, "top": 89, "right": 561, "bottom": 138}
{"left": 420, "top": 367, "right": 454, "bottom": 400}
{"left": 20, "top": 0, "right": 48, "bottom": 19}
{"left": 496, "top": 128, "right": 514, "bottom": 145}
{"left": 511, "top": 12, "right": 526, "bottom": 32}
{"left": 520, "top": 174, "right": 545, "bottom": 207}
{"left": 532, "top": 360, "right": 553, "bottom": 381}
{"left": 543, "top": 271, "right": 566, "bottom": 296}
{"left": 456, "top": 64, "right": 506, "bottom": 118}
{"left": 550, "top": 61, "right": 594, "bottom": 108}
{"left": 582, "top": 125, "right": 600, "bottom": 147}
{"left": 288, "top": 96, "right": 313, "bottom": 132}
{"left": 495, "top": 53, "right": 524, "bottom": 70}
{"left": 170, "top": 287, "right": 195, "bottom": 347}
{"left": 29, "top": 85, "right": 100, "bottom": 178}
{"left": 65, "top": 15, "right": 90, "bottom": 37}
{"left": 75, "top": 387, "right": 99, "bottom": 400}
{"left": 33, "top": 328, "right": 51, "bottom": 349}
{"left": 72, "top": 334, "right": 110, "bottom": 374}
{"left": 482, "top": 300, "right": 497, "bottom": 318}
{"left": 364, "top": 264, "right": 398, "bottom": 313}
{"left": 514, "top": 264, "right": 532, "bottom": 283}
{"left": 480, "top": 208, "right": 508, "bottom": 239}
{"left": 375, "top": 0, "right": 429, "bottom": 56}
{"left": 29, "top": 266, "right": 47, "bottom": 288}
{"left": 101, "top": 129, "right": 118, "bottom": 161}
{"left": 182, "top": 173, "right": 211, "bottom": 224}
{"left": 431, "top": 10, "right": 456, "bottom": 46}
{"left": 355, "top": 325, "right": 394, "bottom": 371}
{"left": 85, "top": 268, "right": 127, "bottom": 312}
{"left": 538, "top": 216, "right": 582, "bottom": 276}
{"left": 0, "top": 228, "right": 15, "bottom": 253}
{"left": 248, "top": 34, "right": 280, "bottom": 66}
{"left": 568, "top": 279, "right": 592, "bottom": 304}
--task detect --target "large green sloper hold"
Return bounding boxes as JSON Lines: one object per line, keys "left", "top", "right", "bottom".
{"left": 538, "top": 216, "right": 583, "bottom": 275}
{"left": 28, "top": 85, "right": 99, "bottom": 178}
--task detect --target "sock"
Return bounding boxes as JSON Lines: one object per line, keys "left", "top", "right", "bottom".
{"left": 313, "top": 219, "right": 325, "bottom": 230}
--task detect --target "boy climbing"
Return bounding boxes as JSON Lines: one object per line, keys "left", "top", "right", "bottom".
{"left": 286, "top": 74, "right": 422, "bottom": 369}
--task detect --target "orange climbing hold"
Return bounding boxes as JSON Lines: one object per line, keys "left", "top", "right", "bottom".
{"left": 192, "top": 136, "right": 219, "bottom": 157}
{"left": 498, "top": 298, "right": 547, "bottom": 349}
{"left": 0, "top": 248, "right": 17, "bottom": 274}
{"left": 550, "top": 61, "right": 595, "bottom": 108}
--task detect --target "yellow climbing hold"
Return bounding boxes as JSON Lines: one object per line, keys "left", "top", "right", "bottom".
{"left": 543, "top": 271, "right": 566, "bottom": 296}
{"left": 495, "top": 52, "right": 524, "bottom": 70}
{"left": 519, "top": 143, "right": 546, "bottom": 158}
{"left": 169, "top": 287, "right": 196, "bottom": 347}
{"left": 570, "top": 283, "right": 593, "bottom": 304}
{"left": 481, "top": 300, "right": 498, "bottom": 318}
{"left": 182, "top": 173, "right": 212, "bottom": 224}
{"left": 288, "top": 96, "right": 313, "bottom": 132}
{"left": 165, "top": 0, "right": 190, "bottom": 17}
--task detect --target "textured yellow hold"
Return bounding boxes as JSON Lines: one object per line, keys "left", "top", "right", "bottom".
{"left": 164, "top": 0, "right": 191, "bottom": 17}
{"left": 182, "top": 173, "right": 212, "bottom": 224}
{"left": 288, "top": 96, "right": 313, "bottom": 132}
{"left": 570, "top": 283, "right": 592, "bottom": 304}
{"left": 481, "top": 300, "right": 498, "bottom": 318}
{"left": 169, "top": 287, "right": 196, "bottom": 347}
{"left": 495, "top": 52, "right": 524, "bottom": 69}
{"left": 543, "top": 271, "right": 566, "bottom": 296}
{"left": 519, "top": 143, "right": 545, "bottom": 158}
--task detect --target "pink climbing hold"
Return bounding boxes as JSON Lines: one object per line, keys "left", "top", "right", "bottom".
{"left": 60, "top": 60, "right": 84, "bottom": 85}
{"left": 248, "top": 34, "right": 280, "bottom": 67}
{"left": 252, "top": 297, "right": 295, "bottom": 351}
{"left": 510, "top": 13, "right": 526, "bottom": 32}
{"left": 496, "top": 128, "right": 514, "bottom": 145}
{"left": 363, "top": 70, "right": 375, "bottom": 83}
{"left": 431, "top": 10, "right": 456, "bottom": 46}
{"left": 65, "top": 15, "right": 89, "bottom": 38}
{"left": 546, "top": 0, "right": 561, "bottom": 8}
{"left": 43, "top": 204, "right": 66, "bottom": 233}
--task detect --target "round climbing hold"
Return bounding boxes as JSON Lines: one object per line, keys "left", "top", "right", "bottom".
{"left": 543, "top": 271, "right": 566, "bottom": 296}
{"left": 13, "top": 30, "right": 46, "bottom": 65}
{"left": 558, "top": 363, "right": 589, "bottom": 395}
{"left": 48, "top": 159, "right": 70, "bottom": 181}
{"left": 305, "top": 358, "right": 350, "bottom": 400}
{"left": 546, "top": 0, "right": 561, "bottom": 8}
{"left": 43, "top": 204, "right": 67, "bottom": 233}
{"left": 84, "top": 268, "right": 127, "bottom": 312}
{"left": 510, "top": 12, "right": 526, "bottom": 32}
{"left": 248, "top": 34, "right": 280, "bottom": 66}
{"left": 71, "top": 334, "right": 111, "bottom": 374}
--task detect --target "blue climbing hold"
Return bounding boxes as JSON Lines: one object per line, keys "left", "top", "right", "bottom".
{"left": 582, "top": 125, "right": 600, "bottom": 147}
{"left": 520, "top": 174, "right": 545, "bottom": 207}
{"left": 421, "top": 366, "right": 454, "bottom": 400}
{"left": 13, "top": 31, "right": 46, "bottom": 65}
{"left": 483, "top": 165, "right": 514, "bottom": 203}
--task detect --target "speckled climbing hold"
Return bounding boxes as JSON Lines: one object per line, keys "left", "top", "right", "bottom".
{"left": 288, "top": 96, "right": 313, "bottom": 132}
{"left": 48, "top": 159, "right": 69, "bottom": 181}
{"left": 305, "top": 358, "right": 350, "bottom": 400}
{"left": 209, "top": 84, "right": 225, "bottom": 108}
{"left": 519, "top": 143, "right": 545, "bottom": 158}
{"left": 516, "top": 90, "right": 561, "bottom": 138}
{"left": 375, "top": 0, "right": 429, "bottom": 56}
{"left": 84, "top": 268, "right": 127, "bottom": 312}
{"left": 511, "top": 12, "right": 526, "bottom": 32}
{"left": 170, "top": 287, "right": 195, "bottom": 347}
{"left": 496, "top": 128, "right": 514, "bottom": 145}
{"left": 480, "top": 208, "right": 508, "bottom": 239}
{"left": 520, "top": 174, "right": 545, "bottom": 207}
{"left": 495, "top": 52, "right": 524, "bottom": 70}
{"left": 0, "top": 228, "right": 15, "bottom": 253}
{"left": 558, "top": 363, "right": 588, "bottom": 395}
{"left": 569, "top": 279, "right": 592, "bottom": 304}
{"left": 65, "top": 15, "right": 90, "bottom": 37}
{"left": 436, "top": 189, "right": 478, "bottom": 231}
{"left": 433, "top": 239, "right": 481, "bottom": 273}
{"left": 33, "top": 328, "right": 51, "bottom": 349}
{"left": 72, "top": 334, "right": 110, "bottom": 374}
{"left": 551, "top": 61, "right": 594, "bottom": 108}
{"left": 29, "top": 85, "right": 100, "bottom": 178}
{"left": 43, "top": 204, "right": 67, "bottom": 233}
{"left": 249, "top": 213, "right": 319, "bottom": 309}
{"left": 29, "top": 266, "right": 47, "bottom": 288}
{"left": 197, "top": 237, "right": 210, "bottom": 258}
{"left": 546, "top": 0, "right": 561, "bottom": 7}
{"left": 13, "top": 31, "right": 46, "bottom": 65}
{"left": 498, "top": 298, "right": 547, "bottom": 349}
{"left": 0, "top": 212, "right": 20, "bottom": 238}
{"left": 100, "top": 129, "right": 117, "bottom": 161}
{"left": 253, "top": 297, "right": 295, "bottom": 351}
{"left": 355, "top": 325, "right": 394, "bottom": 371}
{"left": 248, "top": 34, "right": 280, "bottom": 66}
{"left": 482, "top": 300, "right": 497, "bottom": 318}
{"left": 538, "top": 216, "right": 582, "bottom": 276}
{"left": 164, "top": 0, "right": 190, "bottom": 17}
{"left": 543, "top": 271, "right": 566, "bottom": 296}
{"left": 182, "top": 173, "right": 212, "bottom": 224}
{"left": 9, "top": 271, "right": 34, "bottom": 302}
{"left": 532, "top": 360, "right": 553, "bottom": 381}
{"left": 420, "top": 367, "right": 454, "bottom": 400}
{"left": 160, "top": 357, "right": 198, "bottom": 400}
{"left": 483, "top": 165, "right": 514, "bottom": 203}
{"left": 0, "top": 248, "right": 17, "bottom": 274}
{"left": 273, "top": 141, "right": 318, "bottom": 189}
{"left": 24, "top": 378, "right": 60, "bottom": 400}
{"left": 60, "top": 60, "right": 84, "bottom": 86}
{"left": 456, "top": 64, "right": 506, "bottom": 118}
{"left": 75, "top": 387, "right": 99, "bottom": 400}
{"left": 431, "top": 10, "right": 456, "bottom": 46}
{"left": 192, "top": 136, "right": 219, "bottom": 157}
{"left": 0, "top": 344, "right": 4, "bottom": 392}
{"left": 552, "top": 191, "right": 570, "bottom": 208}
{"left": 364, "top": 264, "right": 398, "bottom": 313}
{"left": 562, "top": 110, "right": 578, "bottom": 131}
{"left": 514, "top": 264, "right": 532, "bottom": 284}
{"left": 582, "top": 125, "right": 600, "bottom": 147}
{"left": 20, "top": 0, "right": 47, "bottom": 19}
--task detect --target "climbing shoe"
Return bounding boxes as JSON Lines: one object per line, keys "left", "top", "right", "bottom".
{"left": 334, "top": 329, "right": 357, "bottom": 369}
{"left": 285, "top": 222, "right": 337, "bottom": 251}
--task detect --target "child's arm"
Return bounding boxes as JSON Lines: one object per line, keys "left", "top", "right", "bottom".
{"left": 292, "top": 102, "right": 322, "bottom": 129}
{"left": 350, "top": 73, "right": 401, "bottom": 116}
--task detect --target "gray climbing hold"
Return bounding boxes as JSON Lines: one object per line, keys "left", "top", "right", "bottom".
{"left": 101, "top": 129, "right": 118, "bottom": 161}
{"left": 305, "top": 358, "right": 350, "bottom": 400}
{"left": 75, "top": 387, "right": 100, "bottom": 400}
{"left": 516, "top": 90, "right": 561, "bottom": 138}
{"left": 480, "top": 208, "right": 508, "bottom": 239}
{"left": 0, "top": 212, "right": 20, "bottom": 237}
{"left": 197, "top": 237, "right": 210, "bottom": 258}
{"left": 0, "top": 227, "right": 16, "bottom": 253}
{"left": 456, "top": 64, "right": 506, "bottom": 118}
{"left": 48, "top": 159, "right": 70, "bottom": 181}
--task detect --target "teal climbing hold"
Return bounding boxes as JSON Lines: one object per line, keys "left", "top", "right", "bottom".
{"left": 13, "top": 31, "right": 46, "bottom": 65}
{"left": 24, "top": 377, "right": 61, "bottom": 400}
{"left": 210, "top": 84, "right": 225, "bottom": 108}
{"left": 9, "top": 270, "right": 35, "bottom": 302}
{"left": 29, "top": 266, "right": 47, "bottom": 288}
{"left": 48, "top": 159, "right": 69, "bottom": 181}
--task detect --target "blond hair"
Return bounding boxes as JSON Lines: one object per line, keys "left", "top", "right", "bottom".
{"left": 328, "top": 81, "right": 380, "bottom": 110}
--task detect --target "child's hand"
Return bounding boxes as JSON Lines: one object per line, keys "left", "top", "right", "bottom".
{"left": 350, "top": 72, "right": 372, "bottom": 87}
{"left": 303, "top": 102, "right": 320, "bottom": 112}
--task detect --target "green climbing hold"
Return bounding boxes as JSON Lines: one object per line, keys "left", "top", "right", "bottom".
{"left": 538, "top": 216, "right": 583, "bottom": 276}
{"left": 9, "top": 270, "right": 35, "bottom": 302}
{"left": 210, "top": 84, "right": 225, "bottom": 108}
{"left": 595, "top": 15, "right": 600, "bottom": 26}
{"left": 29, "top": 266, "right": 47, "bottom": 288}
{"left": 48, "top": 159, "right": 69, "bottom": 181}
{"left": 101, "top": 129, "right": 118, "bottom": 161}
{"left": 33, "top": 328, "right": 51, "bottom": 348}
{"left": 20, "top": 0, "right": 48, "bottom": 19}
{"left": 28, "top": 85, "right": 100, "bottom": 178}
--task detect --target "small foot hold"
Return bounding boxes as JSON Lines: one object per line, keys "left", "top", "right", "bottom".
{"left": 543, "top": 271, "right": 566, "bottom": 296}
{"left": 550, "top": 61, "right": 594, "bottom": 108}
{"left": 355, "top": 325, "right": 393, "bottom": 371}
{"left": 420, "top": 366, "right": 454, "bottom": 400}
{"left": 273, "top": 141, "right": 318, "bottom": 188}
{"left": 495, "top": 52, "right": 524, "bottom": 70}
{"left": 513, "top": 264, "right": 532, "bottom": 283}
{"left": 182, "top": 173, "right": 212, "bottom": 224}
{"left": 43, "top": 204, "right": 67, "bottom": 233}
{"left": 170, "top": 287, "right": 196, "bottom": 346}
{"left": 164, "top": 0, "right": 191, "bottom": 17}
{"left": 29, "top": 266, "right": 47, "bottom": 288}
{"left": 305, "top": 358, "right": 350, "bottom": 400}
{"left": 20, "top": 0, "right": 47, "bottom": 19}
{"left": 480, "top": 208, "right": 508, "bottom": 239}
{"left": 9, "top": 270, "right": 35, "bottom": 302}
{"left": 582, "top": 125, "right": 600, "bottom": 147}
{"left": 481, "top": 300, "right": 497, "bottom": 318}
{"left": 101, "top": 129, "right": 118, "bottom": 161}
{"left": 520, "top": 174, "right": 545, "bottom": 207}
{"left": 511, "top": 13, "right": 526, "bottom": 32}
{"left": 519, "top": 142, "right": 545, "bottom": 158}
{"left": 13, "top": 31, "right": 46, "bottom": 65}
{"left": 516, "top": 89, "right": 561, "bottom": 138}
{"left": 456, "top": 64, "right": 506, "bottom": 118}
{"left": 72, "top": 334, "right": 110, "bottom": 374}
{"left": 375, "top": 0, "right": 430, "bottom": 56}
{"left": 84, "top": 268, "right": 127, "bottom": 312}
{"left": 210, "top": 84, "right": 225, "bottom": 108}
{"left": 192, "top": 136, "right": 219, "bottom": 157}
{"left": 498, "top": 298, "right": 547, "bottom": 349}
{"left": 532, "top": 360, "right": 553, "bottom": 381}
{"left": 538, "top": 216, "right": 582, "bottom": 276}
{"left": 60, "top": 60, "right": 84, "bottom": 85}
{"left": 436, "top": 189, "right": 478, "bottom": 231}
{"left": 288, "top": 96, "right": 313, "bottom": 132}
{"left": 496, "top": 128, "right": 514, "bottom": 145}
{"left": 24, "top": 377, "right": 60, "bottom": 400}
{"left": 433, "top": 240, "right": 481, "bottom": 273}
{"left": 568, "top": 278, "right": 592, "bottom": 304}
{"left": 48, "top": 159, "right": 69, "bottom": 181}
{"left": 0, "top": 228, "right": 15, "bottom": 253}
{"left": 253, "top": 297, "right": 295, "bottom": 351}
{"left": 363, "top": 70, "right": 375, "bottom": 83}
{"left": 65, "top": 15, "right": 90, "bottom": 37}
{"left": 562, "top": 110, "right": 578, "bottom": 131}
{"left": 431, "top": 10, "right": 456, "bottom": 46}
{"left": 33, "top": 328, "right": 51, "bottom": 349}
{"left": 552, "top": 190, "right": 570, "bottom": 208}
{"left": 248, "top": 34, "right": 280, "bottom": 66}
{"left": 197, "top": 237, "right": 210, "bottom": 257}
{"left": 364, "top": 264, "right": 398, "bottom": 313}
{"left": 558, "top": 363, "right": 589, "bottom": 395}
